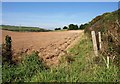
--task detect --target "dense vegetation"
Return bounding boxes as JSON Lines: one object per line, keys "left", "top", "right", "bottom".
{"left": 1, "top": 25, "right": 51, "bottom": 32}
{"left": 84, "top": 9, "right": 120, "bottom": 67}
{"left": 79, "top": 23, "right": 89, "bottom": 30}
{"left": 54, "top": 23, "right": 88, "bottom": 30}
{"left": 68, "top": 24, "right": 79, "bottom": 30}
{"left": 63, "top": 26, "right": 68, "bottom": 29}
{"left": 54, "top": 28, "right": 61, "bottom": 30}
{"left": 2, "top": 52, "right": 47, "bottom": 82}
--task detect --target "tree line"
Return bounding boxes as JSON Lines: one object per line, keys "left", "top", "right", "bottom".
{"left": 54, "top": 23, "right": 89, "bottom": 30}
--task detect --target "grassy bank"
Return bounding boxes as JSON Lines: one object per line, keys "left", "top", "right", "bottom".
{"left": 1, "top": 25, "right": 51, "bottom": 32}
{"left": 2, "top": 34, "right": 119, "bottom": 82}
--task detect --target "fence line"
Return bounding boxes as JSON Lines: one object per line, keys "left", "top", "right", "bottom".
{"left": 91, "top": 31, "right": 98, "bottom": 57}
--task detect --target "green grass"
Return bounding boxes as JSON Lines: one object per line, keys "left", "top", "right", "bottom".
{"left": 30, "top": 34, "right": 119, "bottom": 82}
{"left": 2, "top": 53, "right": 47, "bottom": 82}
{"left": 1, "top": 25, "right": 51, "bottom": 32}
{"left": 2, "top": 34, "right": 120, "bottom": 82}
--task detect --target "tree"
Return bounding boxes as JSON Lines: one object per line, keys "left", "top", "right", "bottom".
{"left": 55, "top": 28, "right": 61, "bottom": 30}
{"left": 79, "top": 23, "right": 89, "bottom": 30}
{"left": 63, "top": 26, "right": 68, "bottom": 29}
{"left": 58, "top": 28, "right": 61, "bottom": 30}
{"left": 68, "top": 24, "right": 78, "bottom": 30}
{"left": 68, "top": 24, "right": 74, "bottom": 30}
{"left": 74, "top": 25, "right": 78, "bottom": 30}
{"left": 79, "top": 24, "right": 84, "bottom": 30}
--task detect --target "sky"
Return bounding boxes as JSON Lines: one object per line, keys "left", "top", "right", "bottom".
{"left": 2, "top": 2, "right": 118, "bottom": 29}
{"left": 2, "top": 0, "right": 120, "bottom": 2}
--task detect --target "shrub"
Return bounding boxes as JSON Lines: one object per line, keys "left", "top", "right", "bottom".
{"left": 2, "top": 52, "right": 47, "bottom": 82}
{"left": 2, "top": 35, "right": 13, "bottom": 64}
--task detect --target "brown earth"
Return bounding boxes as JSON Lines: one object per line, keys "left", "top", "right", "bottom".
{"left": 1, "top": 30, "right": 83, "bottom": 66}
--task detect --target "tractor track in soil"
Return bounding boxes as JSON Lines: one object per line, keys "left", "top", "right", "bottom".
{"left": 2, "top": 30, "right": 83, "bottom": 66}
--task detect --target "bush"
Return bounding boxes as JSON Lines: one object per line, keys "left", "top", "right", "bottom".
{"left": 2, "top": 35, "right": 13, "bottom": 64}
{"left": 2, "top": 52, "right": 47, "bottom": 82}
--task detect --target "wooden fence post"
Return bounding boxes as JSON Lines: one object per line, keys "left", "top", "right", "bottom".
{"left": 91, "top": 31, "right": 98, "bottom": 57}
{"left": 107, "top": 56, "right": 110, "bottom": 69}
{"left": 98, "top": 32, "right": 102, "bottom": 50}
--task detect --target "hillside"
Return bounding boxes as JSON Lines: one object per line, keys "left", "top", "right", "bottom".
{"left": 0, "top": 25, "right": 51, "bottom": 32}
{"left": 85, "top": 9, "right": 120, "bottom": 66}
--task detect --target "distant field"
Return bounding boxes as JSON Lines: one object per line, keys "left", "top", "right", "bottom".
{"left": 0, "top": 25, "right": 51, "bottom": 32}
{"left": 2, "top": 30, "right": 83, "bottom": 66}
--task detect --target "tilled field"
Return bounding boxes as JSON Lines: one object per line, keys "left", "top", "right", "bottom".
{"left": 2, "top": 30, "right": 83, "bottom": 66}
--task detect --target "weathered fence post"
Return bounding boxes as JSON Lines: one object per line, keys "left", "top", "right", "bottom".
{"left": 107, "top": 56, "right": 110, "bottom": 69}
{"left": 98, "top": 32, "right": 102, "bottom": 50}
{"left": 91, "top": 31, "right": 110, "bottom": 68}
{"left": 91, "top": 31, "right": 98, "bottom": 57}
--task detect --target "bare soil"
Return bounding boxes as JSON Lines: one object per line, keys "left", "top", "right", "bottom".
{"left": 1, "top": 30, "right": 83, "bottom": 66}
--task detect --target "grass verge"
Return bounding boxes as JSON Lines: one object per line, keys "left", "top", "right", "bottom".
{"left": 2, "top": 34, "right": 120, "bottom": 82}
